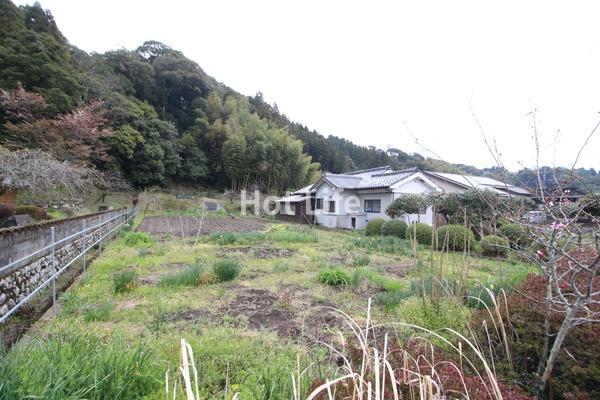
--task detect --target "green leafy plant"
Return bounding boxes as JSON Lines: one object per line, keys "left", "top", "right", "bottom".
{"left": 273, "top": 260, "right": 289, "bottom": 272}
{"left": 113, "top": 269, "right": 137, "bottom": 294}
{"left": 499, "top": 223, "right": 530, "bottom": 249}
{"left": 380, "top": 219, "right": 407, "bottom": 238}
{"left": 480, "top": 235, "right": 509, "bottom": 257}
{"left": 386, "top": 194, "right": 428, "bottom": 219}
{"left": 318, "top": 267, "right": 351, "bottom": 286}
{"left": 122, "top": 231, "right": 154, "bottom": 246}
{"left": 365, "top": 218, "right": 385, "bottom": 236}
{"left": 406, "top": 222, "right": 434, "bottom": 245}
{"left": 437, "top": 224, "right": 475, "bottom": 252}
{"left": 212, "top": 259, "right": 241, "bottom": 282}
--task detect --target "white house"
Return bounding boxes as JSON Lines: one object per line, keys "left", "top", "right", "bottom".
{"left": 276, "top": 166, "right": 530, "bottom": 230}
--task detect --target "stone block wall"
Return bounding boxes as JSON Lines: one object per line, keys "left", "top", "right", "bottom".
{"left": 0, "top": 209, "right": 129, "bottom": 318}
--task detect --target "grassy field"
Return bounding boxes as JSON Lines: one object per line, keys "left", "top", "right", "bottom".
{"left": 0, "top": 212, "right": 535, "bottom": 399}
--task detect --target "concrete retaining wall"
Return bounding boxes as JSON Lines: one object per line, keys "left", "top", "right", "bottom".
{"left": 0, "top": 209, "right": 127, "bottom": 317}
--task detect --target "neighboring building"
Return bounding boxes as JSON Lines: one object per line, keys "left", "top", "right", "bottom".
{"left": 276, "top": 166, "right": 531, "bottom": 230}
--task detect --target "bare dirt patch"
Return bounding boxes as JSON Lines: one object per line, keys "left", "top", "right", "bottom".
{"left": 381, "top": 262, "right": 414, "bottom": 279}
{"left": 138, "top": 216, "right": 267, "bottom": 238}
{"left": 220, "top": 289, "right": 299, "bottom": 337}
{"left": 218, "top": 246, "right": 294, "bottom": 259}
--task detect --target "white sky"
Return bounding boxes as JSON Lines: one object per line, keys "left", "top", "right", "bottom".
{"left": 15, "top": 0, "right": 600, "bottom": 171}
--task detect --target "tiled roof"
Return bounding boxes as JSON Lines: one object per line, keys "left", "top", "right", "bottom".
{"left": 317, "top": 168, "right": 419, "bottom": 190}
{"left": 306, "top": 165, "right": 529, "bottom": 196}
{"left": 424, "top": 172, "right": 530, "bottom": 195}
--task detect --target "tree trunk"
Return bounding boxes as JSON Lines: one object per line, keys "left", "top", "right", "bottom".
{"left": 536, "top": 280, "right": 553, "bottom": 378}
{"left": 539, "top": 304, "right": 578, "bottom": 394}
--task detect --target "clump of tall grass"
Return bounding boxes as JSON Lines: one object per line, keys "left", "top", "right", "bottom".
{"left": 160, "top": 264, "right": 205, "bottom": 287}
{"left": 0, "top": 332, "right": 160, "bottom": 399}
{"left": 273, "top": 260, "right": 289, "bottom": 272}
{"left": 351, "top": 254, "right": 371, "bottom": 267}
{"left": 83, "top": 301, "right": 113, "bottom": 322}
{"left": 300, "top": 299, "right": 518, "bottom": 400}
{"left": 212, "top": 259, "right": 241, "bottom": 282}
{"left": 113, "top": 269, "right": 138, "bottom": 294}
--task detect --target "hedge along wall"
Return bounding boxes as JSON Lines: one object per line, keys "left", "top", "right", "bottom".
{"left": 0, "top": 209, "right": 126, "bottom": 317}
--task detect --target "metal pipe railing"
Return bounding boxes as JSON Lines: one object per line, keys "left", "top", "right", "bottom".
{"left": 0, "top": 210, "right": 127, "bottom": 277}
{"left": 0, "top": 207, "right": 137, "bottom": 324}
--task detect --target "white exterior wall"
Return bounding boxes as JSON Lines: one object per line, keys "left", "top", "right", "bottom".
{"left": 312, "top": 174, "right": 440, "bottom": 230}
{"left": 391, "top": 178, "right": 437, "bottom": 226}
{"left": 357, "top": 191, "right": 394, "bottom": 228}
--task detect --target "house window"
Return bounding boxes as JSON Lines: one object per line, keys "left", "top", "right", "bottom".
{"left": 364, "top": 199, "right": 381, "bottom": 213}
{"left": 316, "top": 198, "right": 323, "bottom": 210}
{"left": 327, "top": 201, "right": 336, "bottom": 213}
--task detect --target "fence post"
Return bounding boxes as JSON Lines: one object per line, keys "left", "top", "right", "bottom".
{"left": 51, "top": 226, "right": 57, "bottom": 316}
{"left": 82, "top": 219, "right": 87, "bottom": 271}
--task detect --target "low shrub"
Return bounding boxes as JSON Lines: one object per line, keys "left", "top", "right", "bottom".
{"left": 318, "top": 267, "right": 351, "bottom": 286}
{"left": 212, "top": 259, "right": 241, "bottom": 282}
{"left": 405, "top": 222, "right": 434, "bottom": 246}
{"left": 380, "top": 219, "right": 407, "bottom": 238}
{"left": 480, "top": 235, "right": 509, "bottom": 257}
{"left": 499, "top": 223, "right": 530, "bottom": 249}
{"left": 123, "top": 231, "right": 154, "bottom": 246}
{"left": 15, "top": 205, "right": 49, "bottom": 220}
{"left": 365, "top": 218, "right": 385, "bottom": 236}
{"left": 437, "top": 224, "right": 475, "bottom": 252}
{"left": 113, "top": 269, "right": 137, "bottom": 294}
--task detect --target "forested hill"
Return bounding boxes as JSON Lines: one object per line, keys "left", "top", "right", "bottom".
{"left": 1, "top": 0, "right": 599, "bottom": 192}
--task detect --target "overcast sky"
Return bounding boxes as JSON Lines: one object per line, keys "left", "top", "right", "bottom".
{"left": 15, "top": 0, "right": 600, "bottom": 171}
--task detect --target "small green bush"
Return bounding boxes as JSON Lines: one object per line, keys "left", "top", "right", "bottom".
{"left": 160, "top": 264, "right": 204, "bottom": 287}
{"left": 365, "top": 218, "right": 385, "bottom": 236}
{"left": 123, "top": 231, "right": 154, "bottom": 246}
{"left": 499, "top": 223, "right": 530, "bottom": 249}
{"left": 15, "top": 205, "right": 49, "bottom": 220}
{"left": 480, "top": 235, "right": 509, "bottom": 257}
{"left": 380, "top": 220, "right": 407, "bottom": 238}
{"left": 437, "top": 224, "right": 475, "bottom": 252}
{"left": 405, "top": 222, "right": 434, "bottom": 245}
{"left": 113, "top": 270, "right": 137, "bottom": 294}
{"left": 318, "top": 267, "right": 351, "bottom": 286}
{"left": 212, "top": 259, "right": 241, "bottom": 282}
